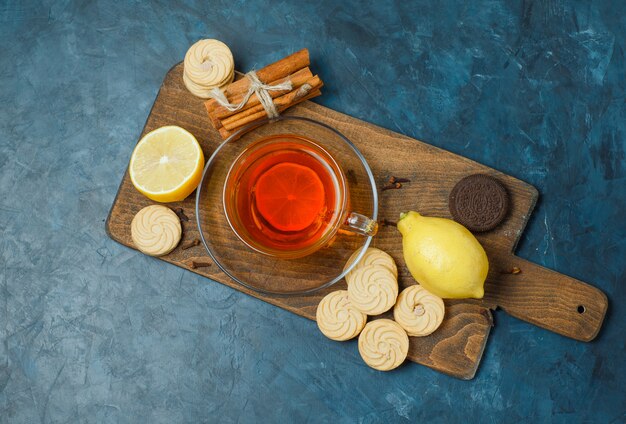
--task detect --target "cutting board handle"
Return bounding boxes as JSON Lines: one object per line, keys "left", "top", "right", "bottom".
{"left": 486, "top": 255, "right": 608, "bottom": 341}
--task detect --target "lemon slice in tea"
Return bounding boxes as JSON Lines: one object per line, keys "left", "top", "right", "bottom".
{"left": 255, "top": 162, "right": 326, "bottom": 232}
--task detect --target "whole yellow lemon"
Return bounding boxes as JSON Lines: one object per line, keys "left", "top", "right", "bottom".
{"left": 397, "top": 211, "right": 488, "bottom": 299}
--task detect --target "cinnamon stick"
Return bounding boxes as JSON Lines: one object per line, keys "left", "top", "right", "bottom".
{"left": 181, "top": 238, "right": 200, "bottom": 250}
{"left": 222, "top": 77, "right": 323, "bottom": 131}
{"left": 205, "top": 48, "right": 310, "bottom": 110}
{"left": 189, "top": 258, "right": 212, "bottom": 269}
{"left": 218, "top": 127, "right": 232, "bottom": 139}
{"left": 221, "top": 76, "right": 322, "bottom": 129}
{"left": 203, "top": 48, "right": 323, "bottom": 139}
{"left": 217, "top": 89, "right": 321, "bottom": 139}
{"left": 208, "top": 67, "right": 314, "bottom": 120}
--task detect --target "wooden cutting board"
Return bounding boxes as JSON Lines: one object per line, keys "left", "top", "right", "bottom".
{"left": 106, "top": 63, "right": 608, "bottom": 379}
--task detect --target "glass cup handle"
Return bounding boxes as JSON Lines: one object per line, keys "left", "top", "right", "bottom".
{"left": 344, "top": 212, "right": 378, "bottom": 236}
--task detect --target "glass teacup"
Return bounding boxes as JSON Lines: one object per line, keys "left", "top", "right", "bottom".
{"left": 196, "top": 116, "right": 378, "bottom": 296}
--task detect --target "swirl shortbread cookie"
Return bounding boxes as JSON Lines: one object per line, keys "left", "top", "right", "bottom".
{"left": 393, "top": 285, "right": 445, "bottom": 336}
{"left": 131, "top": 205, "right": 182, "bottom": 256}
{"left": 184, "top": 39, "right": 234, "bottom": 86}
{"left": 343, "top": 247, "right": 398, "bottom": 280}
{"left": 183, "top": 69, "right": 234, "bottom": 99}
{"left": 347, "top": 265, "right": 398, "bottom": 315}
{"left": 316, "top": 290, "right": 367, "bottom": 341}
{"left": 183, "top": 39, "right": 234, "bottom": 98}
{"left": 358, "top": 319, "right": 409, "bottom": 371}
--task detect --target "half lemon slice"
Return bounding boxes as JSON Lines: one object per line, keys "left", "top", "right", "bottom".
{"left": 129, "top": 126, "right": 204, "bottom": 202}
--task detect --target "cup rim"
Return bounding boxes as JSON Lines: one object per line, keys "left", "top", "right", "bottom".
{"left": 195, "top": 115, "right": 379, "bottom": 296}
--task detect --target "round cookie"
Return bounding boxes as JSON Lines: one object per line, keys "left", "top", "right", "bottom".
{"left": 343, "top": 247, "right": 398, "bottom": 280}
{"left": 184, "top": 39, "right": 233, "bottom": 85}
{"left": 449, "top": 174, "right": 509, "bottom": 232}
{"left": 358, "top": 319, "right": 409, "bottom": 371}
{"left": 183, "top": 39, "right": 234, "bottom": 98}
{"left": 131, "top": 205, "right": 182, "bottom": 256}
{"left": 316, "top": 290, "right": 367, "bottom": 341}
{"left": 394, "top": 285, "right": 445, "bottom": 336}
{"left": 183, "top": 69, "right": 234, "bottom": 99}
{"left": 347, "top": 265, "right": 398, "bottom": 315}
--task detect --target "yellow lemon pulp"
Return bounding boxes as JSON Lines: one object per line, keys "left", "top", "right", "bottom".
{"left": 397, "top": 211, "right": 488, "bottom": 299}
{"left": 129, "top": 126, "right": 204, "bottom": 203}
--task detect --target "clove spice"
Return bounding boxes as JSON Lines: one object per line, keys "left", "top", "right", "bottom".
{"left": 381, "top": 176, "right": 411, "bottom": 191}
{"left": 174, "top": 208, "right": 189, "bottom": 222}
{"left": 388, "top": 176, "right": 411, "bottom": 184}
{"left": 380, "top": 219, "right": 398, "bottom": 227}
{"left": 181, "top": 238, "right": 200, "bottom": 250}
{"left": 382, "top": 182, "right": 403, "bottom": 191}
{"left": 189, "top": 258, "right": 212, "bottom": 269}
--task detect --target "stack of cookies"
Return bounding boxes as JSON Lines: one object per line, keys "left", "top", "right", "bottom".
{"left": 183, "top": 39, "right": 234, "bottom": 99}
{"left": 316, "top": 247, "right": 446, "bottom": 371}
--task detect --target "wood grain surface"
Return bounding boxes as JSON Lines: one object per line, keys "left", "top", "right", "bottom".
{"left": 106, "top": 63, "right": 607, "bottom": 379}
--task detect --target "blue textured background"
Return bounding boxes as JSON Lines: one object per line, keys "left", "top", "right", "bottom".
{"left": 1, "top": 1, "right": 625, "bottom": 422}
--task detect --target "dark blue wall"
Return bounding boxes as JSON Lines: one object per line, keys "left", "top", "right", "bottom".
{"left": 1, "top": 1, "right": 624, "bottom": 422}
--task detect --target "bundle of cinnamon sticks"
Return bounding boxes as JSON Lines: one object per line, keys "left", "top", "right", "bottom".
{"left": 204, "top": 49, "right": 323, "bottom": 139}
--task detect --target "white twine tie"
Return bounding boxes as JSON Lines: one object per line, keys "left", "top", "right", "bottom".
{"left": 210, "top": 70, "right": 292, "bottom": 119}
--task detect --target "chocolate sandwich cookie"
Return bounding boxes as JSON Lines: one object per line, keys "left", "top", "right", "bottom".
{"left": 449, "top": 174, "right": 509, "bottom": 232}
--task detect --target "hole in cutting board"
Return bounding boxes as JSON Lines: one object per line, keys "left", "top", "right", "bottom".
{"left": 577, "top": 305, "right": 586, "bottom": 314}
